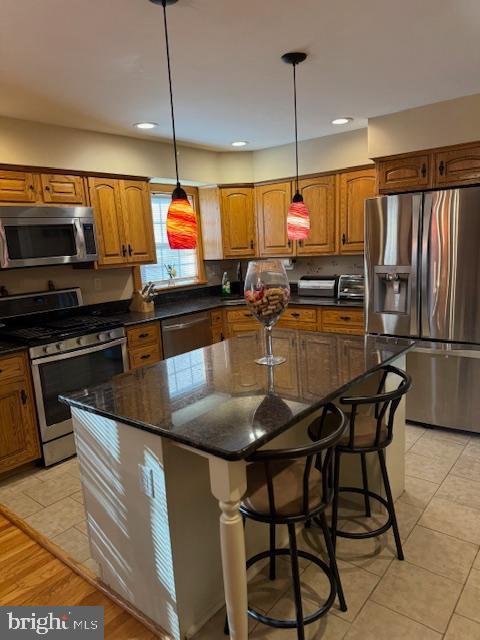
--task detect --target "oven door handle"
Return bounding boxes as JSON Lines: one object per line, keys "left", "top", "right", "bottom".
{"left": 31, "top": 337, "right": 127, "bottom": 365}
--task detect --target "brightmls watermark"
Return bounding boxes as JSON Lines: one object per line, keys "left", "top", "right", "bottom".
{"left": 0, "top": 607, "right": 104, "bottom": 638}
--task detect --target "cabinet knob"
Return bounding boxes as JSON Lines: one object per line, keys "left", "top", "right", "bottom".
{"left": 250, "top": 240, "right": 254, "bottom": 250}
{"left": 341, "top": 233, "right": 346, "bottom": 245}
{"left": 340, "top": 316, "right": 351, "bottom": 321}
{"left": 438, "top": 160, "right": 445, "bottom": 176}
{"left": 29, "top": 184, "right": 35, "bottom": 191}
{"left": 21, "top": 389, "right": 27, "bottom": 404}
{"left": 122, "top": 244, "right": 127, "bottom": 257}
{"left": 128, "top": 244, "right": 133, "bottom": 256}
{"left": 139, "top": 332, "right": 150, "bottom": 338}
{"left": 287, "top": 239, "right": 292, "bottom": 248}
{"left": 140, "top": 354, "right": 151, "bottom": 360}
{"left": 45, "top": 185, "right": 51, "bottom": 191}
{"left": 291, "top": 312, "right": 300, "bottom": 318}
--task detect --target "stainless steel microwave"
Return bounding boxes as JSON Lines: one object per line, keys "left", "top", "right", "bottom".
{"left": 0, "top": 206, "right": 98, "bottom": 268}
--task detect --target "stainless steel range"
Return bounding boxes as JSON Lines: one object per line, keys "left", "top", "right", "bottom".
{"left": 0, "top": 289, "right": 128, "bottom": 465}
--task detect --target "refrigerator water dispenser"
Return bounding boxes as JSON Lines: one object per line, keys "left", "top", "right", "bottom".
{"left": 373, "top": 266, "right": 411, "bottom": 315}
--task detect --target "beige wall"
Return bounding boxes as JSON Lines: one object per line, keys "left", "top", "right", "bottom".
{"left": 368, "top": 93, "right": 480, "bottom": 158}
{"left": 252, "top": 128, "right": 370, "bottom": 182}
{"left": 0, "top": 265, "right": 133, "bottom": 305}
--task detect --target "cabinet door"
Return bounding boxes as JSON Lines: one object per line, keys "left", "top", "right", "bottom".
{"left": 272, "top": 330, "right": 299, "bottom": 396}
{"left": 40, "top": 174, "right": 86, "bottom": 204}
{"left": 296, "top": 175, "right": 336, "bottom": 255}
{"left": 435, "top": 145, "right": 480, "bottom": 186}
{"left": 221, "top": 187, "right": 256, "bottom": 257}
{"left": 0, "top": 377, "right": 41, "bottom": 474}
{"left": 120, "top": 180, "right": 156, "bottom": 264}
{"left": 377, "top": 154, "right": 431, "bottom": 193}
{"left": 88, "top": 177, "right": 127, "bottom": 266}
{"left": 0, "top": 170, "right": 38, "bottom": 203}
{"left": 256, "top": 182, "right": 294, "bottom": 257}
{"left": 300, "top": 333, "right": 339, "bottom": 399}
{"left": 338, "top": 169, "right": 376, "bottom": 254}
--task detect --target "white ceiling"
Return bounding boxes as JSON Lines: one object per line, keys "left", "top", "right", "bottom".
{"left": 1, "top": 0, "right": 480, "bottom": 151}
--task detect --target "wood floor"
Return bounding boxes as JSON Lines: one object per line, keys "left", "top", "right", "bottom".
{"left": 0, "top": 513, "right": 160, "bottom": 639}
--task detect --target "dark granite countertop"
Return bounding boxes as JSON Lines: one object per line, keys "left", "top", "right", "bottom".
{"left": 115, "top": 295, "right": 363, "bottom": 327}
{"left": 61, "top": 330, "right": 413, "bottom": 461}
{"left": 0, "top": 341, "right": 27, "bottom": 356}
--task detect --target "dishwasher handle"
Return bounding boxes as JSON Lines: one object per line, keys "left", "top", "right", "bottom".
{"left": 162, "top": 315, "right": 210, "bottom": 332}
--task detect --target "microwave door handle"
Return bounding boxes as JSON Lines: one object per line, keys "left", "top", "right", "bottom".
{"left": 73, "top": 219, "right": 85, "bottom": 259}
{"left": 0, "top": 222, "right": 9, "bottom": 268}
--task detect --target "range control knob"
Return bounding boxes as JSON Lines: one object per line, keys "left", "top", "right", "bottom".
{"left": 43, "top": 344, "right": 57, "bottom": 355}
{"left": 57, "top": 342, "right": 65, "bottom": 351}
{"left": 76, "top": 337, "right": 83, "bottom": 346}
{"left": 97, "top": 332, "right": 107, "bottom": 342}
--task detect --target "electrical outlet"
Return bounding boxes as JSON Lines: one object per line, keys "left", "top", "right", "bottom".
{"left": 93, "top": 278, "right": 102, "bottom": 292}
{"left": 138, "top": 464, "right": 155, "bottom": 498}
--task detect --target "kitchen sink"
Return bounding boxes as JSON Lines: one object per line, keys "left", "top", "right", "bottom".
{"left": 222, "top": 298, "right": 246, "bottom": 306}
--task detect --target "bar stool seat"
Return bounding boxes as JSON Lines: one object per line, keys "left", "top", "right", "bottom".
{"left": 244, "top": 460, "right": 323, "bottom": 517}
{"left": 332, "top": 414, "right": 388, "bottom": 448}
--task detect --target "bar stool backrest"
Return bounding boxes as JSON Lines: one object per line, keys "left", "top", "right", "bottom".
{"left": 246, "top": 403, "right": 345, "bottom": 521}
{"left": 340, "top": 365, "right": 412, "bottom": 450}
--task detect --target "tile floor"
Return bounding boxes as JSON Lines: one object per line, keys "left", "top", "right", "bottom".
{"left": 1, "top": 424, "right": 480, "bottom": 638}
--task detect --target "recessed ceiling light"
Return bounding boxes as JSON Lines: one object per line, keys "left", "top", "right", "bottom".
{"left": 134, "top": 122, "right": 158, "bottom": 129}
{"left": 231, "top": 141, "right": 248, "bottom": 147}
{"left": 331, "top": 117, "right": 353, "bottom": 125}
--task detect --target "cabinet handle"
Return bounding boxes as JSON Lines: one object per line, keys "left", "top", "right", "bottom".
{"left": 291, "top": 312, "right": 300, "bottom": 318}
{"left": 288, "top": 239, "right": 292, "bottom": 248}
{"left": 45, "top": 185, "right": 51, "bottom": 191}
{"left": 341, "top": 233, "right": 346, "bottom": 245}
{"left": 140, "top": 354, "right": 151, "bottom": 360}
{"left": 299, "top": 240, "right": 303, "bottom": 247}
{"left": 122, "top": 244, "right": 127, "bottom": 257}
{"left": 138, "top": 332, "right": 150, "bottom": 338}
{"left": 438, "top": 160, "right": 445, "bottom": 176}
{"left": 340, "top": 316, "right": 351, "bottom": 321}
{"left": 21, "top": 389, "right": 27, "bottom": 404}
{"left": 128, "top": 244, "right": 133, "bottom": 256}
{"left": 244, "top": 312, "right": 252, "bottom": 318}
{"left": 421, "top": 163, "right": 427, "bottom": 178}
{"left": 250, "top": 240, "right": 254, "bottom": 249}
{"left": 29, "top": 184, "right": 35, "bottom": 191}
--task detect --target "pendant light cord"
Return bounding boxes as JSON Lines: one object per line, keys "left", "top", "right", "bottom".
{"left": 293, "top": 62, "right": 299, "bottom": 195}
{"left": 162, "top": 0, "right": 180, "bottom": 187}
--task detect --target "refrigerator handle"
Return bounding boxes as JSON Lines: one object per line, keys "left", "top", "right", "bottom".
{"left": 421, "top": 192, "right": 433, "bottom": 337}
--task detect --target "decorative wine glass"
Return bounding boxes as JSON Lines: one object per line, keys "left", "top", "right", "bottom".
{"left": 244, "top": 259, "right": 290, "bottom": 365}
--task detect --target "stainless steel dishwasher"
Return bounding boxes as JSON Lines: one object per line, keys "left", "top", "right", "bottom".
{"left": 161, "top": 311, "right": 213, "bottom": 358}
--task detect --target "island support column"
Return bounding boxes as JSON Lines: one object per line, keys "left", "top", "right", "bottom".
{"left": 208, "top": 458, "right": 248, "bottom": 640}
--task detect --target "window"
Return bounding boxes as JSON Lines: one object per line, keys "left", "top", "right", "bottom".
{"left": 140, "top": 191, "right": 203, "bottom": 288}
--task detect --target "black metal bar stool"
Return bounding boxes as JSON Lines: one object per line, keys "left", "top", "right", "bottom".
{"left": 308, "top": 365, "right": 411, "bottom": 560}
{"left": 231, "top": 402, "right": 347, "bottom": 640}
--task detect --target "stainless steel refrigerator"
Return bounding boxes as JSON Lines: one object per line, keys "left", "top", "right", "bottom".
{"left": 365, "top": 188, "right": 480, "bottom": 433}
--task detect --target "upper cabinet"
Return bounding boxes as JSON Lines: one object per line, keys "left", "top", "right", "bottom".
{"left": 40, "top": 174, "right": 86, "bottom": 204}
{"left": 338, "top": 168, "right": 376, "bottom": 254}
{"left": 88, "top": 177, "right": 156, "bottom": 267}
{"left": 256, "top": 181, "right": 293, "bottom": 257}
{"left": 295, "top": 175, "right": 336, "bottom": 255}
{"left": 434, "top": 144, "right": 480, "bottom": 186}
{"left": 199, "top": 185, "right": 256, "bottom": 260}
{"left": 0, "top": 170, "right": 39, "bottom": 203}
{"left": 377, "top": 154, "right": 431, "bottom": 193}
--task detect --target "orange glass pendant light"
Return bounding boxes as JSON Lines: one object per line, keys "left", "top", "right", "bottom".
{"left": 151, "top": 0, "right": 197, "bottom": 249}
{"left": 282, "top": 52, "right": 310, "bottom": 241}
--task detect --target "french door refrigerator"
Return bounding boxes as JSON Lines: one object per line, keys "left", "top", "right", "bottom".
{"left": 365, "top": 188, "right": 480, "bottom": 433}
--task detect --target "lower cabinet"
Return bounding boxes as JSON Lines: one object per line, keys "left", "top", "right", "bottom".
{"left": 0, "top": 352, "right": 41, "bottom": 474}
{"left": 210, "top": 309, "right": 225, "bottom": 343}
{"left": 126, "top": 321, "right": 163, "bottom": 370}
{"left": 320, "top": 308, "right": 365, "bottom": 335}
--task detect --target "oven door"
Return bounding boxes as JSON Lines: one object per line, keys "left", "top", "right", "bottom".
{"left": 0, "top": 217, "right": 89, "bottom": 268}
{"left": 31, "top": 338, "right": 128, "bottom": 444}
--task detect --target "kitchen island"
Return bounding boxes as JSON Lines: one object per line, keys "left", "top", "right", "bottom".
{"left": 61, "top": 329, "right": 413, "bottom": 640}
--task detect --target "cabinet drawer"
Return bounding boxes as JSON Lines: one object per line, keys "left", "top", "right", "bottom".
{"left": 322, "top": 309, "right": 364, "bottom": 327}
{"left": 226, "top": 308, "right": 255, "bottom": 323}
{"left": 127, "top": 322, "right": 160, "bottom": 348}
{"left": 0, "top": 353, "right": 27, "bottom": 383}
{"left": 211, "top": 309, "right": 223, "bottom": 326}
{"left": 276, "top": 320, "right": 317, "bottom": 332}
{"left": 282, "top": 307, "right": 317, "bottom": 323}
{"left": 228, "top": 321, "right": 259, "bottom": 336}
{"left": 322, "top": 325, "right": 364, "bottom": 336}
{"left": 129, "top": 344, "right": 162, "bottom": 370}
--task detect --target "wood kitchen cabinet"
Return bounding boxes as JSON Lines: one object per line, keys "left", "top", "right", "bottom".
{"left": 295, "top": 175, "right": 336, "bottom": 255}
{"left": 338, "top": 168, "right": 376, "bottom": 254}
{"left": 300, "top": 333, "right": 339, "bottom": 399}
{"left": 0, "top": 352, "right": 41, "bottom": 474}
{"left": 376, "top": 154, "right": 432, "bottom": 193}
{"left": 126, "top": 321, "right": 163, "bottom": 370}
{"left": 199, "top": 186, "right": 256, "bottom": 259}
{"left": 40, "top": 174, "right": 86, "bottom": 204}
{"left": 319, "top": 307, "right": 365, "bottom": 335}
{"left": 0, "top": 170, "right": 39, "bottom": 203}
{"left": 88, "top": 177, "right": 156, "bottom": 267}
{"left": 256, "top": 181, "right": 294, "bottom": 257}
{"left": 434, "top": 144, "right": 480, "bottom": 186}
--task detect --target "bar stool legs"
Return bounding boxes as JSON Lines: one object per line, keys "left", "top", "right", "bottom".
{"left": 360, "top": 453, "right": 371, "bottom": 517}
{"left": 378, "top": 449, "right": 404, "bottom": 560}
{"left": 318, "top": 512, "right": 347, "bottom": 612}
{"left": 269, "top": 524, "right": 277, "bottom": 580}
{"left": 287, "top": 523, "right": 305, "bottom": 640}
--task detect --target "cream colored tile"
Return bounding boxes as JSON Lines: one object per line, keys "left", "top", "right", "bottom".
{"left": 52, "top": 527, "right": 91, "bottom": 563}
{"left": 450, "top": 453, "right": 480, "bottom": 482}
{"left": 82, "top": 557, "right": 100, "bottom": 576}
{"left": 397, "top": 475, "right": 439, "bottom": 509}
{"left": 332, "top": 519, "right": 396, "bottom": 577}
{"left": 462, "top": 440, "right": 480, "bottom": 461}
{"left": 420, "top": 428, "right": 471, "bottom": 446}
{"left": 456, "top": 568, "right": 480, "bottom": 624}
{"left": 405, "top": 451, "right": 454, "bottom": 483}
{"left": 71, "top": 491, "right": 85, "bottom": 505}
{"left": 0, "top": 470, "right": 44, "bottom": 495}
{"left": 409, "top": 437, "right": 465, "bottom": 464}
{"left": 419, "top": 497, "right": 480, "bottom": 545}
{"left": 371, "top": 561, "right": 462, "bottom": 633}
{"left": 474, "top": 550, "right": 480, "bottom": 571}
{"left": 0, "top": 488, "right": 43, "bottom": 518}
{"left": 36, "top": 458, "right": 80, "bottom": 482}
{"left": 300, "top": 559, "right": 380, "bottom": 623}
{"left": 394, "top": 499, "right": 424, "bottom": 541}
{"left": 437, "top": 474, "right": 480, "bottom": 511}
{"left": 74, "top": 519, "right": 88, "bottom": 535}
{"left": 24, "top": 474, "right": 82, "bottom": 507}
{"left": 445, "top": 614, "right": 480, "bottom": 639}
{"left": 403, "top": 525, "right": 477, "bottom": 583}
{"left": 405, "top": 424, "right": 426, "bottom": 448}
{"left": 344, "top": 601, "right": 441, "bottom": 640}
{"left": 192, "top": 605, "right": 257, "bottom": 639}
{"left": 25, "top": 497, "right": 85, "bottom": 538}
{"left": 247, "top": 556, "right": 304, "bottom": 615}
